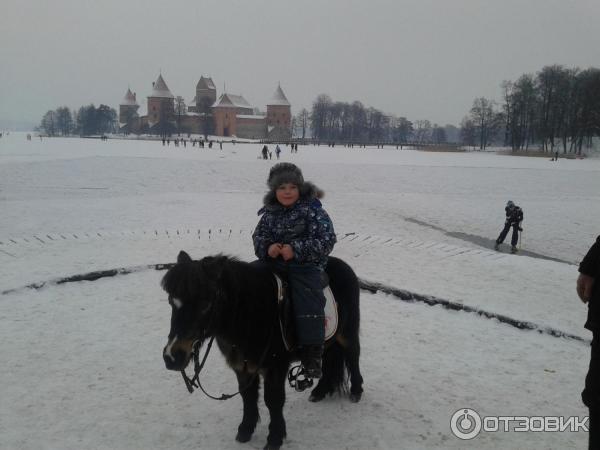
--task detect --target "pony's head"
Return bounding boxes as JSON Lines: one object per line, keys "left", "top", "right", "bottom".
{"left": 161, "top": 250, "right": 222, "bottom": 371}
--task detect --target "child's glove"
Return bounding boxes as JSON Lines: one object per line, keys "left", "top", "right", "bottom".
{"left": 268, "top": 243, "right": 282, "bottom": 258}
{"left": 280, "top": 244, "right": 295, "bottom": 261}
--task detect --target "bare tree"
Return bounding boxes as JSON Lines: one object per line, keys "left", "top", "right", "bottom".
{"left": 55, "top": 106, "right": 73, "bottom": 136}
{"left": 295, "top": 108, "right": 309, "bottom": 140}
{"left": 310, "top": 94, "right": 333, "bottom": 141}
{"left": 393, "top": 117, "right": 413, "bottom": 144}
{"left": 460, "top": 117, "right": 476, "bottom": 148}
{"left": 536, "top": 65, "right": 572, "bottom": 152}
{"left": 469, "top": 97, "right": 502, "bottom": 150}
{"left": 413, "top": 119, "right": 432, "bottom": 144}
{"left": 40, "top": 110, "right": 57, "bottom": 136}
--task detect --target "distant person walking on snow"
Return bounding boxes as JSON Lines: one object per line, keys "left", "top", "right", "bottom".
{"left": 577, "top": 235, "right": 600, "bottom": 449}
{"left": 494, "top": 200, "right": 523, "bottom": 253}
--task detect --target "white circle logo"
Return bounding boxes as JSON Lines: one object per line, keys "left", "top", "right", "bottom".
{"left": 450, "top": 408, "right": 482, "bottom": 440}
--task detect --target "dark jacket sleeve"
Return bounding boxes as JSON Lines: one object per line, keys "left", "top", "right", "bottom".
{"left": 290, "top": 205, "right": 336, "bottom": 263}
{"left": 252, "top": 214, "right": 273, "bottom": 260}
{"left": 580, "top": 236, "right": 600, "bottom": 278}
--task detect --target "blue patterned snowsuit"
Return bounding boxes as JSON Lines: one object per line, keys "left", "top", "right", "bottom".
{"left": 253, "top": 197, "right": 336, "bottom": 345}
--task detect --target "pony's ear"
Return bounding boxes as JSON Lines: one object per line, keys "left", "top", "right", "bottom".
{"left": 177, "top": 251, "right": 192, "bottom": 264}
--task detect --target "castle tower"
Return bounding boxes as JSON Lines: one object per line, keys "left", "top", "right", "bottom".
{"left": 195, "top": 76, "right": 216, "bottom": 111}
{"left": 266, "top": 84, "right": 291, "bottom": 138}
{"left": 147, "top": 74, "right": 175, "bottom": 130}
{"left": 212, "top": 93, "right": 238, "bottom": 137}
{"left": 119, "top": 88, "right": 139, "bottom": 133}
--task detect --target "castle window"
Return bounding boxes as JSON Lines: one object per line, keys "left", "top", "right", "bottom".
{"left": 226, "top": 114, "right": 228, "bottom": 118}
{"left": 153, "top": 106, "right": 156, "bottom": 111}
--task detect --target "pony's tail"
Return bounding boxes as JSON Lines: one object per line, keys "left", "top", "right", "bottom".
{"left": 322, "top": 341, "right": 348, "bottom": 395}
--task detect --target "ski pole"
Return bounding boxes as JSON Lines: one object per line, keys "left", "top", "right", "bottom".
{"left": 519, "top": 229, "right": 523, "bottom": 250}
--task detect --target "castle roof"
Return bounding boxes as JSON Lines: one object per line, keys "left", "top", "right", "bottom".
{"left": 149, "top": 74, "right": 174, "bottom": 99}
{"left": 267, "top": 85, "right": 290, "bottom": 106}
{"left": 197, "top": 76, "right": 216, "bottom": 90}
{"left": 120, "top": 88, "right": 138, "bottom": 106}
{"left": 212, "top": 93, "right": 253, "bottom": 109}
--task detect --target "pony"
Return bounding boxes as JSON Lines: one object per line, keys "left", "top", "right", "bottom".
{"left": 161, "top": 251, "right": 363, "bottom": 450}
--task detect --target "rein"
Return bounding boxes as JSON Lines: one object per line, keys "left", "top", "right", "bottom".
{"left": 180, "top": 331, "right": 274, "bottom": 401}
{"left": 178, "top": 271, "right": 278, "bottom": 400}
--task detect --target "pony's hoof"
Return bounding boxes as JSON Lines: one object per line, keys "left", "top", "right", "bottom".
{"left": 263, "top": 443, "right": 281, "bottom": 450}
{"left": 349, "top": 392, "right": 362, "bottom": 403}
{"left": 236, "top": 430, "right": 253, "bottom": 443}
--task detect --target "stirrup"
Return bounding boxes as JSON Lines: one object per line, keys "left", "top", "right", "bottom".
{"left": 287, "top": 364, "right": 314, "bottom": 392}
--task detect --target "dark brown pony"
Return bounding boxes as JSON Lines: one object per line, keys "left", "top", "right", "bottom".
{"left": 161, "top": 251, "right": 363, "bottom": 450}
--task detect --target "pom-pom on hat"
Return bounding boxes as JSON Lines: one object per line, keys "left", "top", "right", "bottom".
{"left": 267, "top": 163, "right": 304, "bottom": 190}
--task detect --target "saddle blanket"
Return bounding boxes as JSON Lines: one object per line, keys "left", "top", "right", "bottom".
{"left": 274, "top": 274, "right": 338, "bottom": 351}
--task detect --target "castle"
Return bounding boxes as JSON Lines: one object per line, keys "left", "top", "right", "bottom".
{"left": 119, "top": 74, "right": 291, "bottom": 140}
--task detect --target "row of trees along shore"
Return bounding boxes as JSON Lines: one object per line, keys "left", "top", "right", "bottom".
{"left": 39, "top": 104, "right": 117, "bottom": 137}
{"left": 295, "top": 94, "right": 459, "bottom": 145}
{"left": 461, "top": 65, "right": 600, "bottom": 153}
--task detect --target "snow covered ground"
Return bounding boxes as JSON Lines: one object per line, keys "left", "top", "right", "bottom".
{"left": 1, "top": 133, "right": 599, "bottom": 449}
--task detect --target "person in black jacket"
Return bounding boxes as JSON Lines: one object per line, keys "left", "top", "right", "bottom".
{"left": 578, "top": 236, "right": 600, "bottom": 449}
{"left": 494, "top": 200, "right": 523, "bottom": 253}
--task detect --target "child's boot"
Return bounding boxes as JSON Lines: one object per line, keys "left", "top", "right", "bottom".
{"left": 301, "top": 345, "right": 323, "bottom": 379}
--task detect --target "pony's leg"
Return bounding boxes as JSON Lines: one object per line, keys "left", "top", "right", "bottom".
{"left": 309, "top": 342, "right": 340, "bottom": 402}
{"left": 263, "top": 366, "right": 287, "bottom": 450}
{"left": 235, "top": 371, "right": 260, "bottom": 443}
{"left": 344, "top": 341, "right": 364, "bottom": 403}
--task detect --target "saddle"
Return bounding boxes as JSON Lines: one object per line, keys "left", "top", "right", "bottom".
{"left": 273, "top": 273, "right": 338, "bottom": 352}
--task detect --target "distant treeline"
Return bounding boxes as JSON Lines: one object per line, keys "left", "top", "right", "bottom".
{"left": 295, "top": 95, "right": 459, "bottom": 145}
{"left": 39, "top": 104, "right": 117, "bottom": 136}
{"left": 461, "top": 65, "right": 600, "bottom": 153}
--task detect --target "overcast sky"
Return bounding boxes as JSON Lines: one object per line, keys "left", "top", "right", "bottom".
{"left": 1, "top": 0, "right": 599, "bottom": 128}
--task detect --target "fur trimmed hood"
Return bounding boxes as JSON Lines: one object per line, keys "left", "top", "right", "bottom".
{"left": 262, "top": 181, "right": 324, "bottom": 208}
{"left": 261, "top": 163, "right": 324, "bottom": 208}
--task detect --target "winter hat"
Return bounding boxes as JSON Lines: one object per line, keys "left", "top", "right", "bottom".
{"left": 506, "top": 200, "right": 515, "bottom": 208}
{"left": 261, "top": 163, "right": 324, "bottom": 207}
{"left": 267, "top": 163, "right": 304, "bottom": 190}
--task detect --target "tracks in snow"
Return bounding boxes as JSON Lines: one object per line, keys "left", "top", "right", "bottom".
{"left": 0, "top": 228, "right": 587, "bottom": 344}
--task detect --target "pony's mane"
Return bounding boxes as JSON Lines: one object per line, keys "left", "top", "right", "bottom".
{"left": 161, "top": 253, "right": 241, "bottom": 299}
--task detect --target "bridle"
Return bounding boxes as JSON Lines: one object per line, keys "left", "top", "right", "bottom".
{"left": 176, "top": 273, "right": 279, "bottom": 400}
{"left": 180, "top": 330, "right": 274, "bottom": 401}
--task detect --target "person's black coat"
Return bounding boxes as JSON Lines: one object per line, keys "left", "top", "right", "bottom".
{"left": 580, "top": 235, "right": 600, "bottom": 331}
{"left": 505, "top": 206, "right": 523, "bottom": 226}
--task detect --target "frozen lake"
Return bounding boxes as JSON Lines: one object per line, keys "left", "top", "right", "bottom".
{"left": 1, "top": 133, "right": 598, "bottom": 449}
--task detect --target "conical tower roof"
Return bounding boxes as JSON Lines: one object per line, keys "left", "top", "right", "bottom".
{"left": 120, "top": 88, "right": 138, "bottom": 106}
{"left": 267, "top": 84, "right": 290, "bottom": 106}
{"left": 196, "top": 76, "right": 216, "bottom": 90}
{"left": 149, "top": 74, "right": 174, "bottom": 99}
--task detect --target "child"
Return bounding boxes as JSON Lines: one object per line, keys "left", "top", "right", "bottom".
{"left": 252, "top": 163, "right": 336, "bottom": 378}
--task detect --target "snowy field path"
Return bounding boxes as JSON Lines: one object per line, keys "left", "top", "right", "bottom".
{"left": 1, "top": 134, "right": 598, "bottom": 449}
